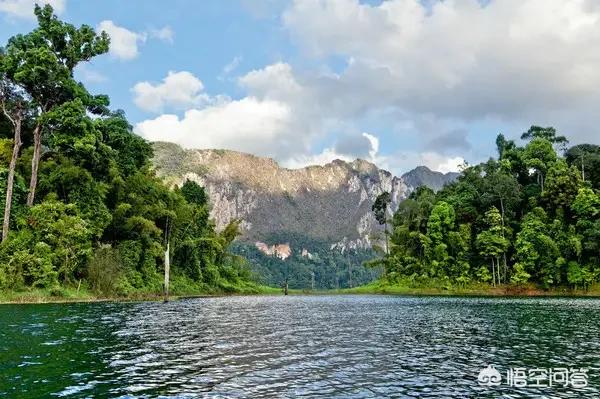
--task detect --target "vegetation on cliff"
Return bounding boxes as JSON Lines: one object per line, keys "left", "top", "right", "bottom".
{"left": 0, "top": 5, "right": 256, "bottom": 299}
{"left": 232, "top": 232, "right": 382, "bottom": 290}
{"left": 374, "top": 127, "right": 600, "bottom": 291}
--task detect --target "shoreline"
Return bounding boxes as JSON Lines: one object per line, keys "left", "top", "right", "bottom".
{"left": 342, "top": 282, "right": 600, "bottom": 299}
{"left": 3, "top": 283, "right": 600, "bottom": 305}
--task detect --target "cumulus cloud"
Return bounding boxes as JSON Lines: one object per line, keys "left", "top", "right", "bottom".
{"left": 97, "top": 20, "right": 146, "bottom": 61}
{"left": 0, "top": 0, "right": 65, "bottom": 19}
{"left": 132, "top": 71, "right": 210, "bottom": 113}
{"left": 384, "top": 151, "right": 466, "bottom": 175}
{"left": 137, "top": 0, "right": 600, "bottom": 174}
{"left": 134, "top": 64, "right": 325, "bottom": 161}
{"left": 135, "top": 97, "right": 304, "bottom": 159}
{"left": 97, "top": 22, "right": 173, "bottom": 61}
{"left": 282, "top": 0, "right": 600, "bottom": 142}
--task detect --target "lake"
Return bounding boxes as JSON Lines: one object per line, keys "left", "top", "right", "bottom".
{"left": 1, "top": 295, "right": 599, "bottom": 398}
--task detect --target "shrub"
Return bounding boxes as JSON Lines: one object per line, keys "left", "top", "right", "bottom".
{"left": 87, "top": 246, "right": 123, "bottom": 295}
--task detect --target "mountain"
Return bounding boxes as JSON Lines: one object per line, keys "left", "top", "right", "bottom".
{"left": 152, "top": 142, "right": 459, "bottom": 248}
{"left": 401, "top": 166, "right": 460, "bottom": 193}
{"left": 153, "top": 142, "right": 423, "bottom": 249}
{"left": 151, "top": 142, "right": 459, "bottom": 289}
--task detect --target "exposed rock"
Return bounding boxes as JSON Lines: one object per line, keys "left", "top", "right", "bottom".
{"left": 152, "top": 142, "right": 458, "bottom": 250}
{"left": 255, "top": 242, "right": 292, "bottom": 260}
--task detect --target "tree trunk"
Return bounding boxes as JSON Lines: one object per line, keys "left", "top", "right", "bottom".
{"left": 164, "top": 242, "right": 170, "bottom": 301}
{"left": 2, "top": 114, "right": 22, "bottom": 242}
{"left": 26, "top": 124, "right": 42, "bottom": 207}
{"left": 383, "top": 220, "right": 389, "bottom": 279}
{"left": 496, "top": 257, "right": 501, "bottom": 285}
{"left": 491, "top": 258, "right": 496, "bottom": 287}
{"left": 384, "top": 220, "right": 389, "bottom": 255}
{"left": 499, "top": 197, "right": 508, "bottom": 284}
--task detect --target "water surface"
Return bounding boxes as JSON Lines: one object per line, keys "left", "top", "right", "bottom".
{"left": 1, "top": 295, "right": 600, "bottom": 398}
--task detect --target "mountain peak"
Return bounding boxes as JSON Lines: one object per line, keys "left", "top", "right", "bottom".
{"left": 151, "top": 142, "right": 459, "bottom": 246}
{"left": 402, "top": 165, "right": 459, "bottom": 192}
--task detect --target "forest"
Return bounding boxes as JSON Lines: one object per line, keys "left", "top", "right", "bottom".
{"left": 0, "top": 5, "right": 257, "bottom": 299}
{"left": 374, "top": 127, "right": 600, "bottom": 291}
{"left": 232, "top": 232, "right": 382, "bottom": 290}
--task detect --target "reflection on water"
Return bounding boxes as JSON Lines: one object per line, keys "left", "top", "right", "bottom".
{"left": 1, "top": 295, "right": 600, "bottom": 398}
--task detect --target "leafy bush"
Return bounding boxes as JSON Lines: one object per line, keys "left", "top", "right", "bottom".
{"left": 87, "top": 246, "right": 123, "bottom": 295}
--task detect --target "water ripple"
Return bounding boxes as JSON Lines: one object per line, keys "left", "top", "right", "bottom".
{"left": 1, "top": 295, "right": 600, "bottom": 398}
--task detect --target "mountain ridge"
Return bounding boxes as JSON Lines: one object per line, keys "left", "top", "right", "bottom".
{"left": 151, "top": 141, "right": 459, "bottom": 250}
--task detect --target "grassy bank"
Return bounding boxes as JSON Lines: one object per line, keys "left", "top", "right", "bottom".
{"left": 343, "top": 280, "right": 600, "bottom": 298}
{"left": 0, "top": 282, "right": 287, "bottom": 305}
{"left": 5, "top": 280, "right": 600, "bottom": 304}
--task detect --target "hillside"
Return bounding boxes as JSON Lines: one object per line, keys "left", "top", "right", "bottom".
{"left": 151, "top": 142, "right": 458, "bottom": 288}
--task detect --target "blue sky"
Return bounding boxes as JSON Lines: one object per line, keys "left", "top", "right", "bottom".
{"left": 1, "top": 0, "right": 598, "bottom": 175}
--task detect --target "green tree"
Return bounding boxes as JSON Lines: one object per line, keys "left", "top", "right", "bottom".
{"left": 521, "top": 125, "right": 569, "bottom": 152}
{"left": 425, "top": 201, "right": 455, "bottom": 277}
{"left": 372, "top": 191, "right": 392, "bottom": 254}
{"left": 476, "top": 207, "right": 509, "bottom": 286}
{"left": 565, "top": 144, "right": 600, "bottom": 190}
{"left": 522, "top": 138, "right": 557, "bottom": 192}
{"left": 2, "top": 4, "right": 109, "bottom": 206}
{"left": 513, "top": 208, "right": 560, "bottom": 288}
{"left": 0, "top": 67, "right": 29, "bottom": 241}
{"left": 542, "top": 159, "right": 582, "bottom": 217}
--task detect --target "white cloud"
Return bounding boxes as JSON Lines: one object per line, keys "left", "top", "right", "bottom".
{"left": 362, "top": 132, "right": 379, "bottom": 160}
{"left": 97, "top": 20, "right": 146, "bottom": 61}
{"left": 283, "top": 148, "right": 355, "bottom": 169}
{"left": 282, "top": 0, "right": 600, "bottom": 143}
{"left": 420, "top": 153, "right": 465, "bottom": 174}
{"left": 377, "top": 151, "right": 466, "bottom": 175}
{"left": 132, "top": 71, "right": 210, "bottom": 113}
{"left": 136, "top": 0, "right": 600, "bottom": 175}
{"left": 284, "top": 131, "right": 385, "bottom": 169}
{"left": 134, "top": 97, "right": 303, "bottom": 159}
{"left": 149, "top": 26, "right": 174, "bottom": 44}
{"left": 0, "top": 0, "right": 65, "bottom": 19}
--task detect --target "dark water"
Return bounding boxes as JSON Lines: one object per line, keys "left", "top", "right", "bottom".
{"left": 1, "top": 295, "right": 600, "bottom": 398}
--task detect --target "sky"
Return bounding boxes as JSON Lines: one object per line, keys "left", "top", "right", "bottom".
{"left": 1, "top": 0, "right": 599, "bottom": 175}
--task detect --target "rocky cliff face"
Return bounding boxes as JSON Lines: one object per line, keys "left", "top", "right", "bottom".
{"left": 152, "top": 142, "right": 457, "bottom": 251}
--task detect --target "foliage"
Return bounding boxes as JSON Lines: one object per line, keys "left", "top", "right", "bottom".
{"left": 232, "top": 232, "right": 381, "bottom": 290}
{"left": 0, "top": 6, "right": 253, "bottom": 295}
{"left": 378, "top": 131, "right": 600, "bottom": 291}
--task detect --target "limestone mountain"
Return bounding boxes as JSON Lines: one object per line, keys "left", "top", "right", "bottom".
{"left": 402, "top": 165, "right": 460, "bottom": 193}
{"left": 151, "top": 142, "right": 458, "bottom": 251}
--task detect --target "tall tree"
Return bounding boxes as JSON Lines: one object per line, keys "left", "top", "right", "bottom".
{"left": 2, "top": 4, "right": 109, "bottom": 206}
{"left": 476, "top": 207, "right": 509, "bottom": 286}
{"left": 372, "top": 191, "right": 392, "bottom": 255}
{"left": 522, "top": 138, "right": 557, "bottom": 192}
{"left": 0, "top": 65, "right": 29, "bottom": 241}
{"left": 521, "top": 125, "right": 569, "bottom": 152}
{"left": 565, "top": 144, "right": 600, "bottom": 190}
